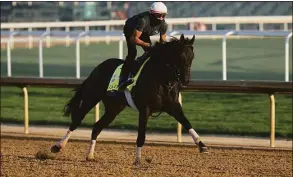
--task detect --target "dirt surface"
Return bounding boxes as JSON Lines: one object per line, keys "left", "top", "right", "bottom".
{"left": 2, "top": 124, "right": 292, "bottom": 148}
{"left": 1, "top": 135, "right": 292, "bottom": 177}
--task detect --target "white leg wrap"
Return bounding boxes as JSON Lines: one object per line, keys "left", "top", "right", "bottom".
{"left": 135, "top": 147, "right": 142, "bottom": 160}
{"left": 57, "top": 130, "right": 72, "bottom": 147}
{"left": 189, "top": 129, "right": 200, "bottom": 144}
{"left": 88, "top": 140, "right": 96, "bottom": 154}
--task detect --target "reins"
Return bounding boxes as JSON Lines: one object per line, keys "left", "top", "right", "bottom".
{"left": 151, "top": 64, "right": 182, "bottom": 118}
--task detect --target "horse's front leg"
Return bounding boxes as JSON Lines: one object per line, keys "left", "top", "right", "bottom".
{"left": 134, "top": 107, "right": 150, "bottom": 165}
{"left": 166, "top": 102, "right": 208, "bottom": 153}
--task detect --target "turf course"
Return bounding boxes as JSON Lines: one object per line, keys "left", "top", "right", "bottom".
{"left": 1, "top": 38, "right": 292, "bottom": 138}
{"left": 1, "top": 87, "right": 292, "bottom": 138}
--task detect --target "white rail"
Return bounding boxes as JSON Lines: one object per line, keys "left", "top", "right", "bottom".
{"left": 2, "top": 30, "right": 292, "bottom": 81}
{"left": 75, "top": 32, "right": 88, "bottom": 79}
{"left": 6, "top": 32, "right": 19, "bottom": 77}
{"left": 38, "top": 31, "right": 50, "bottom": 78}
{"left": 285, "top": 33, "right": 292, "bottom": 82}
{"left": 222, "top": 31, "right": 235, "bottom": 80}
{"left": 1, "top": 16, "right": 292, "bottom": 31}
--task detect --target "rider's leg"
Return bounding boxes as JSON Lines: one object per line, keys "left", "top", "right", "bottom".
{"left": 134, "top": 52, "right": 150, "bottom": 75}
{"left": 134, "top": 35, "right": 152, "bottom": 73}
{"left": 118, "top": 36, "right": 137, "bottom": 89}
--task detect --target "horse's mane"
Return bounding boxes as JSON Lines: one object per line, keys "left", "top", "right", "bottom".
{"left": 152, "top": 36, "right": 190, "bottom": 52}
{"left": 148, "top": 35, "right": 194, "bottom": 63}
{"left": 152, "top": 35, "right": 193, "bottom": 49}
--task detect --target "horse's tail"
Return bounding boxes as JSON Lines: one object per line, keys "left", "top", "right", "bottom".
{"left": 63, "top": 82, "right": 85, "bottom": 117}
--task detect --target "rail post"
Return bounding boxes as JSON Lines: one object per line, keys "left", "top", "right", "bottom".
{"left": 9, "top": 28, "right": 15, "bottom": 49}
{"left": 285, "top": 32, "right": 292, "bottom": 82}
{"left": 45, "top": 27, "right": 51, "bottom": 48}
{"left": 7, "top": 31, "right": 19, "bottom": 77}
{"left": 23, "top": 87, "right": 29, "bottom": 134}
{"left": 38, "top": 31, "right": 50, "bottom": 78}
{"left": 28, "top": 27, "right": 33, "bottom": 49}
{"left": 212, "top": 24, "right": 217, "bottom": 31}
{"left": 95, "top": 103, "right": 99, "bottom": 122}
{"left": 75, "top": 31, "right": 88, "bottom": 79}
{"left": 85, "top": 26, "right": 90, "bottom": 46}
{"left": 119, "top": 33, "right": 124, "bottom": 59}
{"left": 222, "top": 31, "right": 235, "bottom": 80}
{"left": 269, "top": 94, "right": 275, "bottom": 147}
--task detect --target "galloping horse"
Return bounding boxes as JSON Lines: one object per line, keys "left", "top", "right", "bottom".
{"left": 51, "top": 34, "right": 208, "bottom": 165}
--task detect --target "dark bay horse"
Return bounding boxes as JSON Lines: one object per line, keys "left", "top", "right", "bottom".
{"left": 51, "top": 34, "right": 208, "bottom": 165}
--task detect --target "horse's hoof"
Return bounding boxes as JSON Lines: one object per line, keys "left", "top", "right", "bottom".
{"left": 133, "top": 159, "right": 141, "bottom": 166}
{"left": 199, "top": 146, "right": 209, "bottom": 153}
{"left": 86, "top": 153, "right": 95, "bottom": 161}
{"left": 198, "top": 141, "right": 209, "bottom": 153}
{"left": 51, "top": 145, "right": 61, "bottom": 153}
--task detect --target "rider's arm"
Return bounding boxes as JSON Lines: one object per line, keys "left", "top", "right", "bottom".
{"left": 130, "top": 30, "right": 151, "bottom": 48}
{"left": 130, "top": 18, "right": 151, "bottom": 48}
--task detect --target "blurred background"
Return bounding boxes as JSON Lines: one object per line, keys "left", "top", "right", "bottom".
{"left": 1, "top": 1, "right": 292, "bottom": 22}
{"left": 0, "top": 1, "right": 292, "bottom": 80}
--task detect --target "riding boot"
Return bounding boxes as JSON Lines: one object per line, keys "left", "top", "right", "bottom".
{"left": 118, "top": 73, "right": 134, "bottom": 91}
{"left": 118, "top": 61, "right": 135, "bottom": 91}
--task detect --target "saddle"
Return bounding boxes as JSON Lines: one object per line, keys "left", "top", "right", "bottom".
{"left": 107, "top": 53, "right": 150, "bottom": 92}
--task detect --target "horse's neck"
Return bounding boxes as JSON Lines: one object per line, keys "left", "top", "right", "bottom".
{"left": 146, "top": 58, "right": 178, "bottom": 83}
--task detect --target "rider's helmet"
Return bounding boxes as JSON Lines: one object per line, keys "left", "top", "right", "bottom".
{"left": 149, "top": 2, "right": 168, "bottom": 20}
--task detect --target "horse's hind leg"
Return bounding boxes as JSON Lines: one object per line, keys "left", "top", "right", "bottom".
{"left": 86, "top": 97, "right": 126, "bottom": 160}
{"left": 51, "top": 98, "right": 99, "bottom": 153}
{"left": 166, "top": 102, "right": 208, "bottom": 153}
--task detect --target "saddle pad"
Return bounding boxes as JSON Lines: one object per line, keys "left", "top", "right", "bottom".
{"left": 107, "top": 57, "right": 150, "bottom": 92}
{"left": 107, "top": 64, "right": 123, "bottom": 92}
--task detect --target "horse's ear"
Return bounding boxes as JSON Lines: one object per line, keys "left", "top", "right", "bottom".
{"left": 189, "top": 35, "right": 195, "bottom": 45}
{"left": 180, "top": 34, "right": 184, "bottom": 42}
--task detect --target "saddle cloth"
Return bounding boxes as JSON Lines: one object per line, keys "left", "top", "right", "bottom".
{"left": 107, "top": 57, "right": 150, "bottom": 92}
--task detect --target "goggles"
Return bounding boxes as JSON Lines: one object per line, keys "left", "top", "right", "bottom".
{"left": 152, "top": 13, "right": 166, "bottom": 19}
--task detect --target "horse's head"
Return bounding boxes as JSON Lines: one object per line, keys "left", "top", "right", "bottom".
{"left": 150, "top": 34, "right": 195, "bottom": 85}
{"left": 174, "top": 34, "right": 195, "bottom": 85}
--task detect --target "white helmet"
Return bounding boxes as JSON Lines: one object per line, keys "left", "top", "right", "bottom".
{"left": 150, "top": 2, "right": 168, "bottom": 14}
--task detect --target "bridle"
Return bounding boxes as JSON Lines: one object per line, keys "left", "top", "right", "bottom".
{"left": 151, "top": 64, "right": 182, "bottom": 118}
{"left": 165, "top": 64, "right": 182, "bottom": 89}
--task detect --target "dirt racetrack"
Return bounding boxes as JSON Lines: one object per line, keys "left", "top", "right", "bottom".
{"left": 1, "top": 135, "right": 292, "bottom": 177}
